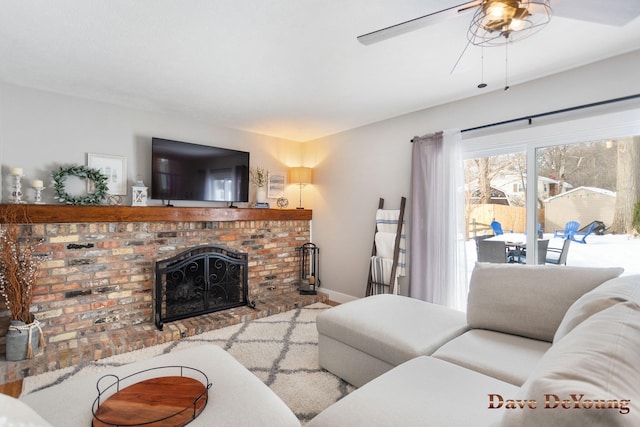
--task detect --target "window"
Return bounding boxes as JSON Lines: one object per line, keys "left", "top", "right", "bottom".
{"left": 461, "top": 109, "right": 640, "bottom": 280}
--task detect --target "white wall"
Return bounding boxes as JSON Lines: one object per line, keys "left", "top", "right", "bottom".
{"left": 0, "top": 83, "right": 304, "bottom": 207}
{"left": 308, "top": 49, "right": 640, "bottom": 302}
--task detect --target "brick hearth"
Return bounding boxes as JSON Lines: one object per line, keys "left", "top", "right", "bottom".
{"left": 0, "top": 207, "right": 321, "bottom": 384}
{"left": 0, "top": 290, "right": 326, "bottom": 384}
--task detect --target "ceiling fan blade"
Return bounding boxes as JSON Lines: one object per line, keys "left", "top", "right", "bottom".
{"left": 357, "top": 1, "right": 481, "bottom": 45}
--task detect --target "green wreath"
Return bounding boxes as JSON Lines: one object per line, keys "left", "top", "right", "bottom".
{"left": 51, "top": 165, "right": 109, "bottom": 205}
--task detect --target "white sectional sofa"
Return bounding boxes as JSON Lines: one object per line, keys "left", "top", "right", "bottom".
{"left": 309, "top": 264, "right": 640, "bottom": 427}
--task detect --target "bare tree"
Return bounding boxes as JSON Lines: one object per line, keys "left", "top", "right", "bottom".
{"left": 537, "top": 141, "right": 617, "bottom": 191}
{"left": 610, "top": 136, "right": 640, "bottom": 234}
{"left": 476, "top": 158, "right": 491, "bottom": 204}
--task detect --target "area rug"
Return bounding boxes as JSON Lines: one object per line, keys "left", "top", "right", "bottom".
{"left": 22, "top": 302, "right": 355, "bottom": 424}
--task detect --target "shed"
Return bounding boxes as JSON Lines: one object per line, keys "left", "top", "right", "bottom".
{"left": 543, "top": 186, "right": 616, "bottom": 233}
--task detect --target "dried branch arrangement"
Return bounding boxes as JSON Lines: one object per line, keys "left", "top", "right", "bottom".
{"left": 0, "top": 205, "right": 44, "bottom": 323}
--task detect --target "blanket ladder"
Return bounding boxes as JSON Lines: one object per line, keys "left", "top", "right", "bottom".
{"left": 366, "top": 196, "right": 406, "bottom": 296}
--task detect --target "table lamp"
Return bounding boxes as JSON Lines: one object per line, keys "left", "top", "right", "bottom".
{"left": 288, "top": 167, "right": 313, "bottom": 209}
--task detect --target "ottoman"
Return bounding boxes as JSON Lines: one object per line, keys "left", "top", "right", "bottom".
{"left": 19, "top": 344, "right": 300, "bottom": 427}
{"left": 316, "top": 294, "right": 468, "bottom": 387}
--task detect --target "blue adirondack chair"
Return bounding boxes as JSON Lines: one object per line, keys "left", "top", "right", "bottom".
{"left": 554, "top": 221, "right": 579, "bottom": 239}
{"left": 490, "top": 220, "right": 512, "bottom": 236}
{"left": 571, "top": 222, "right": 596, "bottom": 244}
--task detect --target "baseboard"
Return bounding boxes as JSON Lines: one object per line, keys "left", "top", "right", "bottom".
{"left": 317, "top": 288, "right": 358, "bottom": 304}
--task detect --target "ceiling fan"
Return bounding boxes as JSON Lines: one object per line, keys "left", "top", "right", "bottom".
{"left": 357, "top": 0, "right": 640, "bottom": 46}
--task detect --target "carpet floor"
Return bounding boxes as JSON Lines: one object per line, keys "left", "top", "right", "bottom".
{"left": 21, "top": 302, "right": 355, "bottom": 424}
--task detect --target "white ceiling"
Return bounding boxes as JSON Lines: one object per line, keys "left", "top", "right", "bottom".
{"left": 1, "top": 1, "right": 639, "bottom": 142}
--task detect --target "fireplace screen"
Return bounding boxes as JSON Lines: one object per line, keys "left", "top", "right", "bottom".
{"left": 154, "top": 245, "right": 248, "bottom": 330}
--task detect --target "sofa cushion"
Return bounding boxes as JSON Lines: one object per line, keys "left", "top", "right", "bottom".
{"left": 316, "top": 294, "right": 468, "bottom": 367}
{"left": 467, "top": 263, "right": 624, "bottom": 342}
{"left": 432, "top": 329, "right": 551, "bottom": 386}
{"left": 554, "top": 274, "right": 640, "bottom": 342}
{"left": 501, "top": 301, "right": 640, "bottom": 427}
{"left": 0, "top": 392, "right": 53, "bottom": 427}
{"left": 307, "top": 356, "right": 519, "bottom": 427}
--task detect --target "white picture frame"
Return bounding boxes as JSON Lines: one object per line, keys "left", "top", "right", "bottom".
{"left": 87, "top": 153, "right": 127, "bottom": 195}
{"left": 267, "top": 172, "right": 286, "bottom": 198}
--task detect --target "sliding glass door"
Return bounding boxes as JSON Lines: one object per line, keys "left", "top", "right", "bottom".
{"left": 536, "top": 136, "right": 639, "bottom": 272}
{"left": 461, "top": 109, "right": 640, "bottom": 282}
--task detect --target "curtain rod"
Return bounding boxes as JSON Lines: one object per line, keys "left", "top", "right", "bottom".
{"left": 410, "top": 94, "right": 640, "bottom": 142}
{"left": 461, "top": 93, "right": 640, "bottom": 133}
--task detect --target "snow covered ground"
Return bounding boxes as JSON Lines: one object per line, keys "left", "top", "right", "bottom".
{"left": 554, "top": 233, "right": 640, "bottom": 275}
{"left": 466, "top": 233, "right": 640, "bottom": 276}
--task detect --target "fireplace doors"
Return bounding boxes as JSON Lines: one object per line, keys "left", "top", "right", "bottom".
{"left": 154, "top": 245, "right": 248, "bottom": 330}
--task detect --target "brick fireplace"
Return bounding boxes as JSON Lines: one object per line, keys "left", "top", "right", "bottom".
{"left": 0, "top": 205, "right": 325, "bottom": 383}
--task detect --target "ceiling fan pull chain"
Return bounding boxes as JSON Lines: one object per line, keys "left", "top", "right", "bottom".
{"left": 504, "top": 40, "right": 510, "bottom": 91}
{"left": 478, "top": 46, "right": 487, "bottom": 88}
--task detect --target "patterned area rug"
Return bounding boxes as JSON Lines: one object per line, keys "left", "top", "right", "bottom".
{"left": 22, "top": 302, "right": 354, "bottom": 424}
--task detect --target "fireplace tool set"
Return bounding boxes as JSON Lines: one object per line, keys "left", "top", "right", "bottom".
{"left": 296, "top": 242, "right": 320, "bottom": 295}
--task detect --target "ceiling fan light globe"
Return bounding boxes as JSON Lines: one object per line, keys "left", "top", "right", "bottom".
{"left": 509, "top": 18, "right": 527, "bottom": 31}
{"left": 485, "top": 2, "right": 510, "bottom": 19}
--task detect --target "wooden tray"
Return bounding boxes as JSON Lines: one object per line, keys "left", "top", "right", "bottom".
{"left": 92, "top": 375, "right": 208, "bottom": 427}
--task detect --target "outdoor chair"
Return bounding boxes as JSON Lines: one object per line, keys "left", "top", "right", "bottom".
{"left": 553, "top": 221, "right": 579, "bottom": 239}
{"left": 473, "top": 235, "right": 492, "bottom": 254}
{"left": 490, "top": 220, "right": 512, "bottom": 236}
{"left": 509, "top": 239, "right": 549, "bottom": 264}
{"left": 477, "top": 240, "right": 507, "bottom": 263}
{"left": 571, "top": 222, "right": 596, "bottom": 244}
{"left": 588, "top": 220, "right": 607, "bottom": 235}
{"left": 545, "top": 238, "right": 571, "bottom": 265}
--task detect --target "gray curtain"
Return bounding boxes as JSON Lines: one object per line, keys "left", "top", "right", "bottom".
{"left": 409, "top": 130, "right": 467, "bottom": 309}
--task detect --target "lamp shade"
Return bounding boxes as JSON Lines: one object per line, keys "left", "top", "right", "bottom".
{"left": 288, "top": 167, "right": 313, "bottom": 185}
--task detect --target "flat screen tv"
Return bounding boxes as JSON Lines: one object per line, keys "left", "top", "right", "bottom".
{"left": 151, "top": 137, "right": 250, "bottom": 205}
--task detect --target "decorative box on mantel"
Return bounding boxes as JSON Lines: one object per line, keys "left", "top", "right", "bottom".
{"left": 132, "top": 180, "right": 148, "bottom": 206}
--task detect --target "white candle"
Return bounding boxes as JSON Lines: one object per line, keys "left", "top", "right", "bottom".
{"left": 10, "top": 167, "right": 24, "bottom": 176}
{"left": 32, "top": 179, "right": 44, "bottom": 188}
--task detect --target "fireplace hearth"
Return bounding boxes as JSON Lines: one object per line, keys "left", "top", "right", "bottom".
{"left": 154, "top": 245, "right": 251, "bottom": 330}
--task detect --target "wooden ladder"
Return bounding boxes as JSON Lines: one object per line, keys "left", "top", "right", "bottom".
{"left": 366, "top": 196, "right": 406, "bottom": 296}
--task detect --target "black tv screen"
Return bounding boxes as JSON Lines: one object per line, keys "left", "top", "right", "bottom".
{"left": 151, "top": 137, "right": 250, "bottom": 204}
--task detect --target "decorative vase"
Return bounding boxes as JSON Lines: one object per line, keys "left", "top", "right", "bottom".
{"left": 256, "top": 187, "right": 267, "bottom": 204}
{"left": 6, "top": 319, "right": 43, "bottom": 361}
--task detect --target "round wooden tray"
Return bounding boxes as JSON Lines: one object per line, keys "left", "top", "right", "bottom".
{"left": 92, "top": 367, "right": 210, "bottom": 427}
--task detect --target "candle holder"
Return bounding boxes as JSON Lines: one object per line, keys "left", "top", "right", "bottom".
{"left": 32, "top": 185, "right": 45, "bottom": 204}
{"left": 10, "top": 172, "right": 26, "bottom": 204}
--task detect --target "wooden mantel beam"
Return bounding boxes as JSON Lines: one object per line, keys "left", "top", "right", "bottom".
{"left": 0, "top": 204, "right": 312, "bottom": 224}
